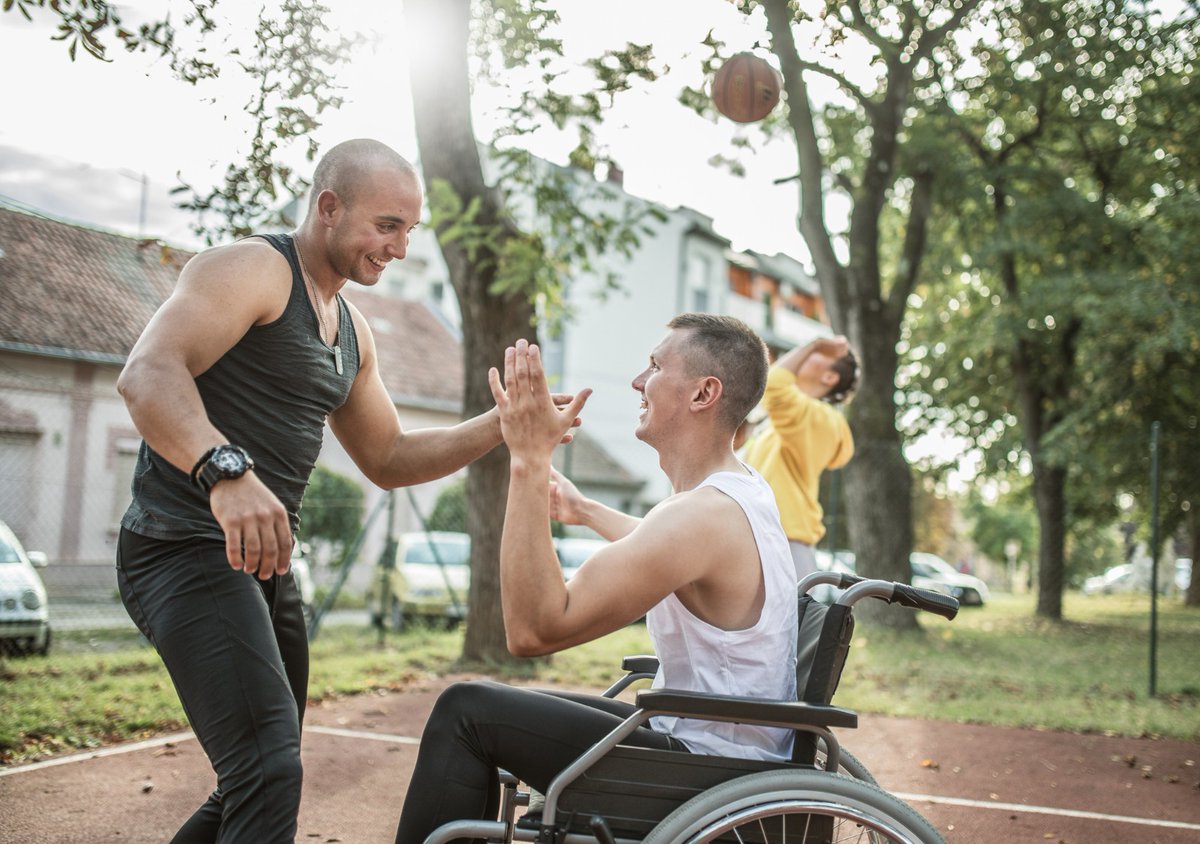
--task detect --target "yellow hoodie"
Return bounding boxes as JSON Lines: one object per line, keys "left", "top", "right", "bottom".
{"left": 742, "top": 366, "right": 854, "bottom": 545}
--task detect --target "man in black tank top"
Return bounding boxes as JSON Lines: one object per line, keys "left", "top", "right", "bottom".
{"left": 115, "top": 139, "right": 509, "bottom": 844}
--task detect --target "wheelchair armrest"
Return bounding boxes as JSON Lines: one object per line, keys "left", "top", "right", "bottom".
{"left": 635, "top": 689, "right": 858, "bottom": 730}
{"left": 621, "top": 654, "right": 660, "bottom": 674}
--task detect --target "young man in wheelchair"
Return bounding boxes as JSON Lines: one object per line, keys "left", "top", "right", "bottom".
{"left": 394, "top": 314, "right": 799, "bottom": 844}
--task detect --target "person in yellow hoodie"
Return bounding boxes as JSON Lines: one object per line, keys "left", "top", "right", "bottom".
{"left": 741, "top": 334, "right": 858, "bottom": 580}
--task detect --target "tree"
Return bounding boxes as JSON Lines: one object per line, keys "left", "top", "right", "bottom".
{"left": 731, "top": 0, "right": 985, "bottom": 627}
{"left": 14, "top": 0, "right": 662, "bottom": 663}
{"left": 899, "top": 0, "right": 1199, "bottom": 618}
{"left": 299, "top": 464, "right": 365, "bottom": 566}
{"left": 426, "top": 478, "right": 468, "bottom": 534}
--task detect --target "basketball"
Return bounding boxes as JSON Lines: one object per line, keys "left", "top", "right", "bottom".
{"left": 711, "top": 52, "right": 782, "bottom": 124}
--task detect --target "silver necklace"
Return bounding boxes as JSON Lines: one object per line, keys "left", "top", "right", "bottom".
{"left": 294, "top": 236, "right": 343, "bottom": 375}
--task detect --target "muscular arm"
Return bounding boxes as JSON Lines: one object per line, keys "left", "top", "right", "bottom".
{"left": 491, "top": 342, "right": 758, "bottom": 657}
{"left": 116, "top": 240, "right": 295, "bottom": 576}
{"left": 328, "top": 304, "right": 503, "bottom": 489}
{"left": 549, "top": 468, "right": 641, "bottom": 541}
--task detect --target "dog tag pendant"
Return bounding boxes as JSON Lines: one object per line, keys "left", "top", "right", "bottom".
{"left": 333, "top": 345, "right": 343, "bottom": 375}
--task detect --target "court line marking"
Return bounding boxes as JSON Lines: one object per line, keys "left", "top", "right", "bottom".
{"left": 896, "top": 792, "right": 1200, "bottom": 831}
{"left": 0, "top": 731, "right": 196, "bottom": 777}
{"left": 306, "top": 725, "right": 422, "bottom": 745}
{"left": 4, "top": 728, "right": 1197, "bottom": 832}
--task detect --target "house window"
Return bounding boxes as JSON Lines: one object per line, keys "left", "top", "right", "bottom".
{"left": 0, "top": 431, "right": 40, "bottom": 543}
{"left": 110, "top": 438, "right": 142, "bottom": 528}
{"left": 687, "top": 254, "right": 711, "bottom": 313}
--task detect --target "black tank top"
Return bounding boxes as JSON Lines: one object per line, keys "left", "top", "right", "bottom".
{"left": 122, "top": 233, "right": 360, "bottom": 541}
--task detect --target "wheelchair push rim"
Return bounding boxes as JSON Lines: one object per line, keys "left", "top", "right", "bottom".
{"left": 642, "top": 769, "right": 947, "bottom": 844}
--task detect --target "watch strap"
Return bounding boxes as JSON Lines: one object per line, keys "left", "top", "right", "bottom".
{"left": 190, "top": 445, "right": 220, "bottom": 488}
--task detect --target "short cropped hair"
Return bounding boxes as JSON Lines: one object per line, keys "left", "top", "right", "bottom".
{"left": 667, "top": 313, "right": 769, "bottom": 431}
{"left": 310, "top": 139, "right": 416, "bottom": 210}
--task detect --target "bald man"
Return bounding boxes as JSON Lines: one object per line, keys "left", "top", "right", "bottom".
{"left": 115, "top": 139, "right": 505, "bottom": 842}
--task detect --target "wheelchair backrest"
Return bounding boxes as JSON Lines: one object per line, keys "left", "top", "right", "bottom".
{"left": 792, "top": 595, "right": 854, "bottom": 765}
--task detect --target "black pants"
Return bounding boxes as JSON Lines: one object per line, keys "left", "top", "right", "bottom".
{"left": 394, "top": 681, "right": 687, "bottom": 844}
{"left": 116, "top": 528, "right": 308, "bottom": 844}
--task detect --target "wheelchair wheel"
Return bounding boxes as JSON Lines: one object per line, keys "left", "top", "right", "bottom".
{"left": 829, "top": 746, "right": 878, "bottom": 785}
{"left": 642, "top": 769, "right": 946, "bottom": 844}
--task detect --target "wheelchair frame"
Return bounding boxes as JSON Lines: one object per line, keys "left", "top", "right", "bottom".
{"left": 420, "top": 574, "right": 960, "bottom": 844}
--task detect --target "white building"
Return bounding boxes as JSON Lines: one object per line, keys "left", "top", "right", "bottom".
{"left": 376, "top": 160, "right": 832, "bottom": 508}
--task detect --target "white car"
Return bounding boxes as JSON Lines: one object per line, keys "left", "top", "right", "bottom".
{"left": 0, "top": 519, "right": 51, "bottom": 656}
{"left": 1082, "top": 563, "right": 1134, "bottom": 596}
{"left": 810, "top": 549, "right": 857, "bottom": 604}
{"left": 909, "top": 551, "right": 989, "bottom": 607}
{"left": 289, "top": 543, "right": 316, "bottom": 623}
{"left": 370, "top": 532, "right": 610, "bottom": 630}
{"left": 554, "top": 536, "right": 609, "bottom": 581}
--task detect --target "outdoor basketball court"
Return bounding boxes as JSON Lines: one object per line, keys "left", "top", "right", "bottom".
{"left": 2, "top": 678, "right": 1198, "bottom": 843}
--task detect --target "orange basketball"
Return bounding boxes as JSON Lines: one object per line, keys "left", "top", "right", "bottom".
{"left": 711, "top": 52, "right": 782, "bottom": 123}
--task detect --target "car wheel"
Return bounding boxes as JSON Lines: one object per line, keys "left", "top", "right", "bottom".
{"left": 37, "top": 626, "right": 51, "bottom": 656}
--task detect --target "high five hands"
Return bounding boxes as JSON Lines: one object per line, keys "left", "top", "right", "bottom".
{"left": 488, "top": 339, "right": 591, "bottom": 464}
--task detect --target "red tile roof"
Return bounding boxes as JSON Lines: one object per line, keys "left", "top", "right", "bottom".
{"left": 0, "top": 205, "right": 465, "bottom": 409}
{"left": 0, "top": 205, "right": 186, "bottom": 360}
{"left": 342, "top": 288, "right": 463, "bottom": 409}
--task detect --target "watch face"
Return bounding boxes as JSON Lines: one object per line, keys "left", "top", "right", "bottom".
{"left": 212, "top": 449, "right": 245, "bottom": 473}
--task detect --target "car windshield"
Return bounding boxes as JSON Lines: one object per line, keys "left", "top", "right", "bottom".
{"left": 405, "top": 538, "right": 470, "bottom": 566}
{"left": 0, "top": 536, "right": 21, "bottom": 564}
{"left": 911, "top": 553, "right": 956, "bottom": 577}
{"left": 556, "top": 540, "right": 601, "bottom": 570}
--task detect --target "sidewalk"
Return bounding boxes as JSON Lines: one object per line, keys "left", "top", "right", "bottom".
{"left": 2, "top": 678, "right": 1198, "bottom": 843}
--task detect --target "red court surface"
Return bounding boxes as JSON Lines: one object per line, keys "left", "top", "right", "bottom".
{"left": 2, "top": 678, "right": 1198, "bottom": 843}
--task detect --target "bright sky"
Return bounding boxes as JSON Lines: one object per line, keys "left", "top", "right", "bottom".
{"left": 0, "top": 0, "right": 821, "bottom": 259}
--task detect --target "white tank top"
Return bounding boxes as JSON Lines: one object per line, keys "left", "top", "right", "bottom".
{"left": 646, "top": 466, "right": 799, "bottom": 761}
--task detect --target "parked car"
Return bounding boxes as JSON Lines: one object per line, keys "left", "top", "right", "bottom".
{"left": 811, "top": 549, "right": 857, "bottom": 604}
{"left": 370, "top": 532, "right": 610, "bottom": 630}
{"left": 370, "top": 531, "right": 472, "bottom": 630}
{"left": 554, "top": 536, "right": 609, "bottom": 581}
{"left": 0, "top": 519, "right": 51, "bottom": 656}
{"left": 289, "top": 542, "right": 316, "bottom": 623}
{"left": 1175, "top": 558, "right": 1192, "bottom": 592}
{"left": 909, "top": 551, "right": 989, "bottom": 607}
{"left": 1081, "top": 563, "right": 1135, "bottom": 596}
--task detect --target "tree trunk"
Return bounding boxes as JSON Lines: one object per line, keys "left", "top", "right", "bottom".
{"left": 407, "top": 0, "right": 537, "bottom": 664}
{"left": 843, "top": 303, "right": 917, "bottom": 630}
{"left": 1032, "top": 461, "right": 1066, "bottom": 619}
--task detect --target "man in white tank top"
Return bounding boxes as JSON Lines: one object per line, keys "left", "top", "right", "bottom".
{"left": 394, "top": 314, "right": 798, "bottom": 843}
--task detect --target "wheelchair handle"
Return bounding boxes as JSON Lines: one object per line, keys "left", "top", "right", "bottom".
{"left": 837, "top": 579, "right": 960, "bottom": 620}
{"left": 799, "top": 570, "right": 866, "bottom": 594}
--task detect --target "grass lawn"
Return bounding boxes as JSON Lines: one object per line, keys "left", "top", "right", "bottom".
{"left": 1, "top": 592, "right": 1196, "bottom": 765}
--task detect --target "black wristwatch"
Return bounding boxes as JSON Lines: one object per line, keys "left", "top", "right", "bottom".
{"left": 193, "top": 444, "right": 255, "bottom": 494}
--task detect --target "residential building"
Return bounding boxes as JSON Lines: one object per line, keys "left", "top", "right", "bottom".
{"left": 0, "top": 202, "right": 640, "bottom": 582}
{"left": 377, "top": 161, "right": 832, "bottom": 507}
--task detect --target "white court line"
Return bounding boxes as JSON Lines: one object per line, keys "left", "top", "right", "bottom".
{"left": 305, "top": 725, "right": 421, "bottom": 745}
{"left": 0, "top": 731, "right": 196, "bottom": 777}
{"left": 4, "top": 728, "right": 1197, "bottom": 834}
{"left": 896, "top": 792, "right": 1200, "bottom": 832}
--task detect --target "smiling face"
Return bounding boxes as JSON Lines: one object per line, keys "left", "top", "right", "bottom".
{"left": 325, "top": 166, "right": 423, "bottom": 286}
{"left": 631, "top": 328, "right": 697, "bottom": 447}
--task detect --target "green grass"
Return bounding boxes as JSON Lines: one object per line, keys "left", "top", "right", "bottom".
{"left": 2, "top": 594, "right": 1197, "bottom": 765}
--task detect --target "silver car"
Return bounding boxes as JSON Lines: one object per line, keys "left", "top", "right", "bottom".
{"left": 0, "top": 519, "right": 51, "bottom": 656}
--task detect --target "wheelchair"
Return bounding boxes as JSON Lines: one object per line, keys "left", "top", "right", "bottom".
{"left": 421, "top": 571, "right": 960, "bottom": 844}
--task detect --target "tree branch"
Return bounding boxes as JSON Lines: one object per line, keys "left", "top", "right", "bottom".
{"left": 845, "top": 0, "right": 898, "bottom": 58}
{"left": 792, "top": 57, "right": 874, "bottom": 112}
{"left": 888, "top": 163, "right": 935, "bottom": 317}
{"left": 911, "top": 0, "right": 985, "bottom": 65}
{"left": 761, "top": 0, "right": 848, "bottom": 324}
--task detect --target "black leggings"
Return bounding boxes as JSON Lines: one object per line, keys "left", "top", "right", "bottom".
{"left": 394, "top": 681, "right": 687, "bottom": 844}
{"left": 116, "top": 528, "right": 308, "bottom": 844}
